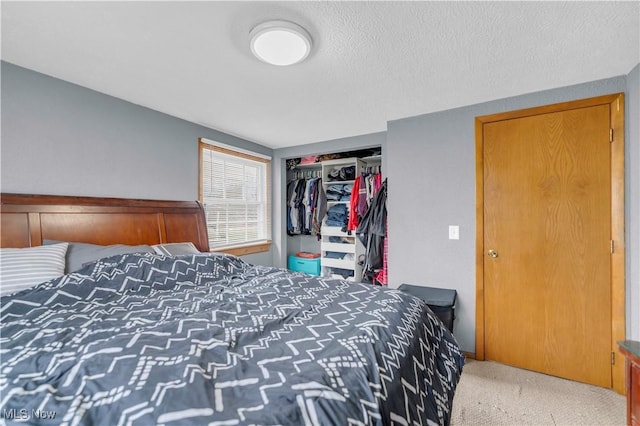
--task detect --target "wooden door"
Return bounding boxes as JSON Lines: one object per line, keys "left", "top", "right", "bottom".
{"left": 475, "top": 94, "right": 626, "bottom": 392}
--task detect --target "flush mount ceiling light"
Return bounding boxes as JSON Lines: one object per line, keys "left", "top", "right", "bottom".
{"left": 250, "top": 20, "right": 312, "bottom": 66}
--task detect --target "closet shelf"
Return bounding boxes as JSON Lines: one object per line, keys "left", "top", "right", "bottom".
{"left": 320, "top": 226, "right": 352, "bottom": 237}
{"left": 323, "top": 179, "right": 355, "bottom": 185}
{"left": 320, "top": 157, "right": 366, "bottom": 282}
{"left": 322, "top": 258, "right": 356, "bottom": 270}
{"left": 321, "top": 242, "right": 356, "bottom": 253}
{"left": 292, "top": 162, "right": 322, "bottom": 169}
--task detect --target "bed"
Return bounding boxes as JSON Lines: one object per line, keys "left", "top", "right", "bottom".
{"left": 0, "top": 193, "right": 464, "bottom": 425}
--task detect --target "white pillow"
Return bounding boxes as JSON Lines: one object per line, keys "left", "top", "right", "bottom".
{"left": 0, "top": 243, "right": 69, "bottom": 296}
{"left": 152, "top": 242, "right": 200, "bottom": 256}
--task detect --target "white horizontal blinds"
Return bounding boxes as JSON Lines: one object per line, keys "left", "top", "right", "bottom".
{"left": 200, "top": 142, "right": 271, "bottom": 250}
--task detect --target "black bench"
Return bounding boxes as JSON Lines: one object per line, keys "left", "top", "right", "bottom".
{"left": 398, "top": 284, "right": 457, "bottom": 333}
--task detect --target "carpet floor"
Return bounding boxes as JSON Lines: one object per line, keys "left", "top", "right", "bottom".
{"left": 450, "top": 359, "right": 626, "bottom": 425}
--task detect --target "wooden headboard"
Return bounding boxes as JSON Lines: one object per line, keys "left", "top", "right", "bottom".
{"left": 0, "top": 193, "right": 210, "bottom": 252}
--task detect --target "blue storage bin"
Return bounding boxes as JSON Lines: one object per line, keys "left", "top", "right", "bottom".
{"left": 288, "top": 255, "right": 321, "bottom": 276}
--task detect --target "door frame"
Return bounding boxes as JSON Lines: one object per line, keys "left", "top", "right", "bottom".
{"left": 474, "top": 93, "right": 626, "bottom": 393}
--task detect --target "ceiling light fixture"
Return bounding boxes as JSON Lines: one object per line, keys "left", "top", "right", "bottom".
{"left": 250, "top": 20, "right": 312, "bottom": 66}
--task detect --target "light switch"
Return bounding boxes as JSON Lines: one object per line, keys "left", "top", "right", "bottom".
{"left": 449, "top": 225, "right": 459, "bottom": 240}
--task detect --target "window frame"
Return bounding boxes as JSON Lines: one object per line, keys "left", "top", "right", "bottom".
{"left": 198, "top": 138, "right": 271, "bottom": 256}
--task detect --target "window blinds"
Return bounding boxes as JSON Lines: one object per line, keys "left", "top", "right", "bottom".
{"left": 200, "top": 142, "right": 271, "bottom": 250}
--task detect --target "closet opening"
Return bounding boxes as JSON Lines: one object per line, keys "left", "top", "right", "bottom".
{"left": 285, "top": 147, "right": 386, "bottom": 285}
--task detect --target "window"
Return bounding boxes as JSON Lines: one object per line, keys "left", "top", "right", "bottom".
{"left": 199, "top": 139, "right": 271, "bottom": 255}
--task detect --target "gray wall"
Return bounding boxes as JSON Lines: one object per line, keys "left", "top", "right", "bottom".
{"left": 386, "top": 74, "right": 637, "bottom": 353}
{"left": 0, "top": 61, "right": 273, "bottom": 266}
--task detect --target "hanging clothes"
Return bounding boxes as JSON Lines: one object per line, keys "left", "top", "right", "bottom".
{"left": 287, "top": 178, "right": 304, "bottom": 235}
{"left": 312, "top": 182, "right": 327, "bottom": 237}
{"left": 287, "top": 176, "right": 326, "bottom": 236}
{"left": 356, "top": 179, "right": 387, "bottom": 283}
{"left": 374, "top": 220, "right": 388, "bottom": 286}
{"left": 357, "top": 174, "right": 368, "bottom": 218}
{"left": 306, "top": 178, "right": 319, "bottom": 233}
{"left": 347, "top": 176, "right": 361, "bottom": 232}
{"left": 348, "top": 170, "right": 383, "bottom": 232}
{"left": 286, "top": 179, "right": 296, "bottom": 235}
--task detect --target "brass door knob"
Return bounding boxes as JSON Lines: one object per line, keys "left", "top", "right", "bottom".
{"left": 488, "top": 250, "right": 498, "bottom": 258}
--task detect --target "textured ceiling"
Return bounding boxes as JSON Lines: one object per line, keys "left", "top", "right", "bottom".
{"left": 2, "top": 1, "right": 639, "bottom": 149}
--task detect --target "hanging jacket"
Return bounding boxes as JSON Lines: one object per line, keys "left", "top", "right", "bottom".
{"left": 286, "top": 180, "right": 297, "bottom": 235}
{"left": 356, "top": 179, "right": 387, "bottom": 280}
{"left": 288, "top": 179, "right": 307, "bottom": 234}
{"left": 347, "top": 175, "right": 361, "bottom": 231}
{"left": 312, "top": 179, "right": 327, "bottom": 237}
{"left": 357, "top": 173, "right": 369, "bottom": 218}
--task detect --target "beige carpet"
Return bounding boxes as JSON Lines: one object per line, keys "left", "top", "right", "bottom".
{"left": 450, "top": 360, "right": 626, "bottom": 426}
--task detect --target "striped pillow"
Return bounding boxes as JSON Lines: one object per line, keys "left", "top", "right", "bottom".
{"left": 0, "top": 243, "right": 68, "bottom": 296}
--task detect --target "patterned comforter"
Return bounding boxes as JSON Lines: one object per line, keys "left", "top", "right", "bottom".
{"left": 0, "top": 253, "right": 464, "bottom": 425}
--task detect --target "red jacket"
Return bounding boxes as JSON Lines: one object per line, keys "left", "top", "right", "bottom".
{"left": 347, "top": 175, "right": 361, "bottom": 231}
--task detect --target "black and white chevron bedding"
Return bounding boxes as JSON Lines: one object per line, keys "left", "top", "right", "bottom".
{"left": 0, "top": 253, "right": 464, "bottom": 425}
